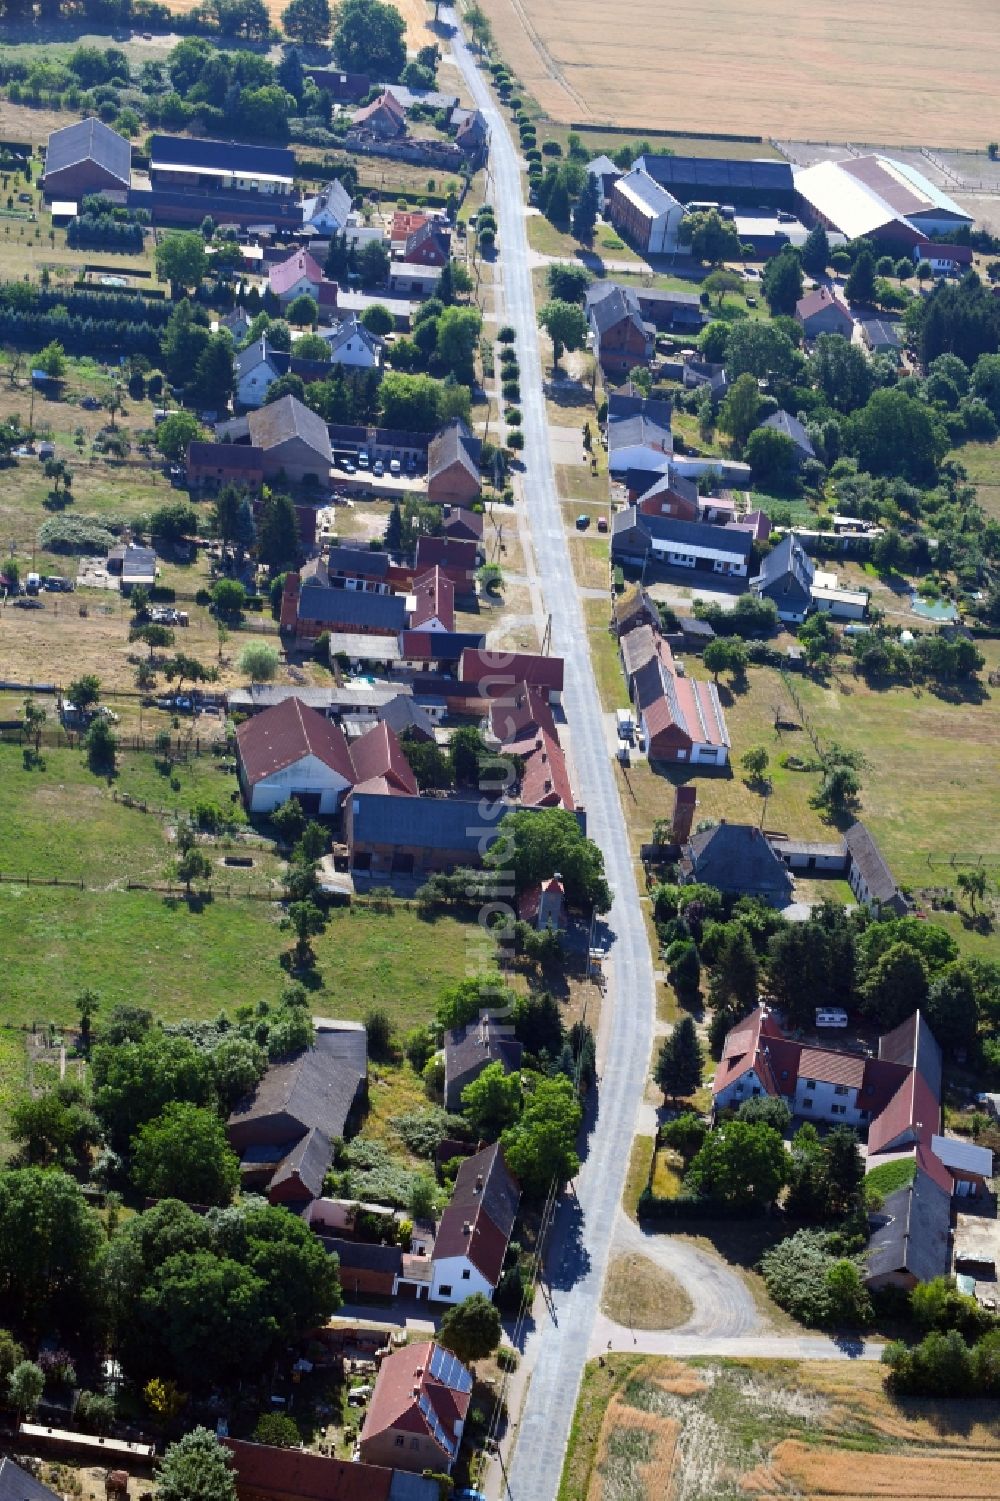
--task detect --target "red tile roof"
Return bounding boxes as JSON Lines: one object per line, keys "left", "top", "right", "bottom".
{"left": 415, "top": 535, "right": 478, "bottom": 572}
{"left": 796, "top": 284, "right": 852, "bottom": 324}
{"left": 391, "top": 210, "right": 430, "bottom": 240}
{"left": 913, "top": 240, "right": 973, "bottom": 264}
{"left": 515, "top": 729, "right": 574, "bottom": 809}
{"left": 432, "top": 1143, "right": 520, "bottom": 1285}
{"left": 797, "top": 1047, "right": 865, "bottom": 1090}
{"left": 349, "top": 721, "right": 418, "bottom": 796}
{"left": 236, "top": 696, "right": 355, "bottom": 786}
{"left": 361, "top": 1341, "right": 471, "bottom": 1461}
{"left": 410, "top": 565, "right": 455, "bottom": 631}
{"left": 488, "top": 682, "right": 556, "bottom": 745}
{"left": 223, "top": 1440, "right": 393, "bottom": 1501}
{"left": 460, "top": 649, "right": 564, "bottom": 695}
{"left": 867, "top": 1069, "right": 941, "bottom": 1156}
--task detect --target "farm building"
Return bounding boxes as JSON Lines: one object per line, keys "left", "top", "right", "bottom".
{"left": 235, "top": 695, "right": 357, "bottom": 815}
{"left": 43, "top": 118, "right": 131, "bottom": 199}
{"left": 611, "top": 507, "right": 752, "bottom": 577}
{"left": 793, "top": 155, "right": 973, "bottom": 245}
{"left": 246, "top": 396, "right": 334, "bottom": 487}
{"left": 223, "top": 1437, "right": 440, "bottom": 1501}
{"left": 187, "top": 440, "right": 266, "bottom": 491}
{"left": 634, "top": 154, "right": 796, "bottom": 210}
{"left": 149, "top": 135, "right": 296, "bottom": 197}
{"left": 608, "top": 169, "right": 685, "bottom": 254}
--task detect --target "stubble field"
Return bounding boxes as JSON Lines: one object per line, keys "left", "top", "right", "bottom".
{"left": 481, "top": 0, "right": 1000, "bottom": 147}
{"left": 562, "top": 1356, "right": 1000, "bottom": 1501}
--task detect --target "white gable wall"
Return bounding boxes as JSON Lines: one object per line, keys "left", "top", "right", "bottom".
{"left": 430, "top": 1253, "right": 494, "bottom": 1305}
{"left": 244, "top": 751, "right": 351, "bottom": 813}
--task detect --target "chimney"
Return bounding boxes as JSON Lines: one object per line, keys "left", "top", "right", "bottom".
{"left": 671, "top": 784, "right": 697, "bottom": 845}
{"left": 462, "top": 1220, "right": 472, "bottom": 1234}
{"left": 474, "top": 1174, "right": 484, "bottom": 1192}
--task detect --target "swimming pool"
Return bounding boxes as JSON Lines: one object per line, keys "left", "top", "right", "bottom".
{"left": 910, "top": 595, "right": 958, "bottom": 622}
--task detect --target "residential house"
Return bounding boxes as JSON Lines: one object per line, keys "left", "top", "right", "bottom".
{"left": 459, "top": 649, "right": 564, "bottom": 703}
{"left": 107, "top": 543, "right": 156, "bottom": 594}
{"left": 454, "top": 109, "right": 487, "bottom": 161}
{"left": 439, "top": 506, "right": 484, "bottom": 545}
{"left": 349, "top": 720, "right": 419, "bottom": 797}
{"left": 585, "top": 282, "right": 654, "bottom": 374}
{"left": 429, "top": 1143, "right": 520, "bottom": 1303}
{"left": 611, "top": 507, "right": 752, "bottom": 578}
{"left": 843, "top": 820, "right": 910, "bottom": 916}
{"left": 235, "top": 695, "right": 357, "bottom": 815}
{"left": 358, "top": 1342, "right": 472, "bottom": 1473}
{"left": 268, "top": 248, "right": 325, "bottom": 305}
{"left": 410, "top": 566, "right": 455, "bottom": 632}
{"left": 228, "top": 1018, "right": 367, "bottom": 1204}
{"left": 930, "top": 1135, "right": 994, "bottom": 1197}
{"left": 43, "top": 118, "right": 131, "bottom": 200}
{"left": 860, "top": 317, "right": 902, "bottom": 360}
{"left": 810, "top": 568, "right": 869, "bottom": 620}
{"left": 378, "top": 694, "right": 436, "bottom": 742}
{"left": 608, "top": 168, "right": 684, "bottom": 255}
{"left": 352, "top": 91, "right": 407, "bottom": 141}
{"left": 283, "top": 571, "right": 407, "bottom": 640}
{"left": 681, "top": 822, "right": 794, "bottom": 905}
{"left": 630, "top": 284, "right": 704, "bottom": 333}
{"left": 223, "top": 1437, "right": 440, "bottom": 1501}
{"left": 414, "top": 534, "right": 479, "bottom": 592}
{"left": 403, "top": 219, "right": 451, "bottom": 267}
{"left": 795, "top": 285, "right": 854, "bottom": 340}
{"left": 444, "top": 1016, "right": 523, "bottom": 1110}
{"left": 607, "top": 412, "right": 673, "bottom": 478}
{"left": 301, "top": 178, "right": 353, "bottom": 235}
{"left": 635, "top": 467, "right": 700, "bottom": 521}
{"left": 750, "top": 532, "right": 816, "bottom": 623}
{"left": 186, "top": 440, "right": 265, "bottom": 491}
{"left": 321, "top": 315, "right": 383, "bottom": 370}
{"left": 612, "top": 584, "right": 661, "bottom": 638}
{"left": 235, "top": 340, "right": 332, "bottom": 409}
{"left": 246, "top": 396, "right": 333, "bottom": 487}
{"left": 322, "top": 546, "right": 392, "bottom": 592}
{"left": 304, "top": 68, "right": 372, "bottom": 104}
{"left": 912, "top": 241, "right": 974, "bottom": 275}
{"left": 586, "top": 154, "right": 620, "bottom": 211}
{"left": 622, "top": 625, "right": 730, "bottom": 766}
{"left": 762, "top": 410, "right": 816, "bottom": 466}
{"left": 487, "top": 679, "right": 575, "bottom": 810}
{"left": 390, "top": 210, "right": 431, "bottom": 249}
{"left": 426, "top": 418, "right": 482, "bottom": 506}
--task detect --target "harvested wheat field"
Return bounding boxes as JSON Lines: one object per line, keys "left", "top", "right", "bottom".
{"left": 572, "top": 1357, "right": 1000, "bottom": 1501}
{"left": 166, "top": 0, "right": 434, "bottom": 46}
{"left": 482, "top": 0, "right": 1000, "bottom": 147}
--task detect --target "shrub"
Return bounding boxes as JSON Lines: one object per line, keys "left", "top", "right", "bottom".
{"left": 498, "top": 325, "right": 516, "bottom": 343}
{"left": 506, "top": 430, "right": 524, "bottom": 451}
{"left": 505, "top": 408, "right": 522, "bottom": 426}
{"left": 389, "top": 1107, "right": 466, "bottom": 1158}
{"left": 363, "top": 1006, "right": 394, "bottom": 1060}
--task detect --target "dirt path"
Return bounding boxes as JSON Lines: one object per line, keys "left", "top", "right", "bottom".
{"left": 604, "top": 1212, "right": 761, "bottom": 1342}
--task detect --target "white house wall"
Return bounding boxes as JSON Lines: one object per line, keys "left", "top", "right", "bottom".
{"left": 429, "top": 1255, "right": 494, "bottom": 1304}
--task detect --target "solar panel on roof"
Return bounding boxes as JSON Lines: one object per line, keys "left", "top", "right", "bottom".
{"left": 430, "top": 1344, "right": 473, "bottom": 1393}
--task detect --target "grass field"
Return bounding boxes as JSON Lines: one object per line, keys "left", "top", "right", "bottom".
{"left": 561, "top": 1355, "right": 1000, "bottom": 1501}
{"left": 482, "top": 0, "right": 1000, "bottom": 146}
{"left": 601, "top": 1253, "right": 693, "bottom": 1331}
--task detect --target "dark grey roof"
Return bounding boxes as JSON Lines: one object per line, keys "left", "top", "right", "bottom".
{"left": 298, "top": 585, "right": 406, "bottom": 630}
{"left": 326, "top": 545, "right": 391, "bottom": 579}
{"left": 861, "top": 316, "right": 901, "bottom": 348}
{"left": 635, "top": 154, "right": 794, "bottom": 197}
{"left": 585, "top": 281, "right": 644, "bottom": 335}
{"left": 378, "top": 693, "right": 436, "bottom": 740}
{"left": 247, "top": 395, "right": 333, "bottom": 462}
{"left": 0, "top": 1459, "right": 60, "bottom": 1501}
{"left": 188, "top": 440, "right": 264, "bottom": 471}
{"left": 448, "top": 1143, "right": 520, "bottom": 1240}
{"left": 228, "top": 1022, "right": 367, "bottom": 1145}
{"left": 607, "top": 413, "right": 672, "bottom": 453}
{"left": 879, "top": 1010, "right": 943, "bottom": 1099}
{"left": 684, "top": 822, "right": 793, "bottom": 901}
{"left": 149, "top": 134, "right": 295, "bottom": 179}
{"left": 607, "top": 389, "right": 673, "bottom": 427}
{"left": 427, "top": 418, "right": 481, "bottom": 483}
{"left": 319, "top": 1236, "right": 404, "bottom": 1276}
{"left": 235, "top": 341, "right": 331, "bottom": 383}
{"left": 763, "top": 409, "right": 815, "bottom": 457}
{"left": 865, "top": 1169, "right": 951, "bottom": 1285}
{"left": 754, "top": 532, "right": 815, "bottom": 597}
{"left": 844, "top": 820, "right": 902, "bottom": 908}
{"left": 350, "top": 792, "right": 508, "bottom": 853}
{"left": 269, "top": 1126, "right": 333, "bottom": 1198}
{"left": 613, "top": 506, "right": 753, "bottom": 560}
{"left": 445, "top": 1019, "right": 523, "bottom": 1099}
{"left": 45, "top": 118, "right": 131, "bottom": 187}
{"left": 634, "top": 286, "right": 702, "bottom": 310}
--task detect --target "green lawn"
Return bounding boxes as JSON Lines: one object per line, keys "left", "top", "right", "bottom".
{"left": 954, "top": 440, "right": 1000, "bottom": 522}
{"left": 584, "top": 596, "right": 628, "bottom": 711}
{"left": 0, "top": 885, "right": 478, "bottom": 1033}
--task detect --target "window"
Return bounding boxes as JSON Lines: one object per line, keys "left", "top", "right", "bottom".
{"left": 438, "top": 1284, "right": 452, "bottom": 1297}
{"left": 834, "top": 1084, "right": 848, "bottom": 1096}
{"left": 831, "top": 1104, "right": 846, "bottom": 1116}
{"left": 461, "top": 1269, "right": 471, "bottom": 1280}
{"left": 752, "top": 1086, "right": 761, "bottom": 1097}
{"left": 395, "top": 1437, "right": 404, "bottom": 1448}
{"left": 805, "top": 1079, "right": 816, "bottom": 1090}
{"left": 801, "top": 1098, "right": 812, "bottom": 1109}
{"left": 410, "top": 1439, "right": 420, "bottom": 1451}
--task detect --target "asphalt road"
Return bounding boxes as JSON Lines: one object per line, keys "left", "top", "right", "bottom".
{"left": 444, "top": 16, "right": 658, "bottom": 1500}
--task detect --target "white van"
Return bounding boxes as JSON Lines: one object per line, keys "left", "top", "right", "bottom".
{"left": 816, "top": 1008, "right": 848, "bottom": 1028}
{"left": 615, "top": 707, "right": 634, "bottom": 742}
{"left": 389, "top": 459, "right": 401, "bottom": 476}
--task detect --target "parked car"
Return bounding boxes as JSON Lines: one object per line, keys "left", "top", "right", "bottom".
{"left": 342, "top": 460, "right": 356, "bottom": 474}
{"left": 13, "top": 597, "right": 44, "bottom": 609}
{"left": 597, "top": 515, "right": 609, "bottom": 533}
{"left": 389, "top": 459, "right": 401, "bottom": 476}
{"left": 575, "top": 514, "right": 590, "bottom": 530}
{"left": 373, "top": 459, "right": 385, "bottom": 476}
